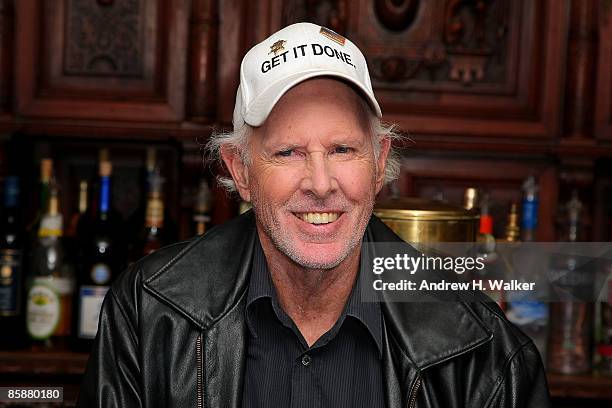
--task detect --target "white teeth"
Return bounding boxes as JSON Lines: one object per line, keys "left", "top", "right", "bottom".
{"left": 299, "top": 212, "right": 339, "bottom": 224}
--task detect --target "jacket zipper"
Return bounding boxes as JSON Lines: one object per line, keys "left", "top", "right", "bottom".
{"left": 196, "top": 333, "right": 203, "bottom": 408}
{"left": 408, "top": 375, "right": 422, "bottom": 408}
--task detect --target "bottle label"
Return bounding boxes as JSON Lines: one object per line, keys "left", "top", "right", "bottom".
{"left": 507, "top": 299, "right": 548, "bottom": 325}
{"left": 521, "top": 199, "right": 539, "bottom": 230}
{"left": 91, "top": 263, "right": 111, "bottom": 285}
{"left": 0, "top": 249, "right": 22, "bottom": 316}
{"left": 78, "top": 285, "right": 109, "bottom": 339}
{"left": 145, "top": 197, "right": 164, "bottom": 228}
{"left": 38, "top": 214, "right": 63, "bottom": 238}
{"left": 26, "top": 279, "right": 60, "bottom": 340}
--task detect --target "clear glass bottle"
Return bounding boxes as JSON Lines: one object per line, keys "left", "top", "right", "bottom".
{"left": 507, "top": 175, "right": 548, "bottom": 359}
{"left": 547, "top": 190, "right": 592, "bottom": 374}
{"left": 26, "top": 185, "right": 75, "bottom": 349}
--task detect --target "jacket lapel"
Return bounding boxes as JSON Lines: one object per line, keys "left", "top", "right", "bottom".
{"left": 143, "top": 212, "right": 256, "bottom": 330}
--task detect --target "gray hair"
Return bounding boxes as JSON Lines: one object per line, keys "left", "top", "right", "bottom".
{"left": 205, "top": 114, "right": 405, "bottom": 193}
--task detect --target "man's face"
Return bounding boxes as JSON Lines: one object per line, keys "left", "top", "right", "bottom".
{"left": 235, "top": 79, "right": 388, "bottom": 269}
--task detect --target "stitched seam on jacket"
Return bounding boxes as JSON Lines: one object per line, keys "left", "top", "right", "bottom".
{"left": 481, "top": 340, "right": 534, "bottom": 408}
{"left": 142, "top": 288, "right": 206, "bottom": 329}
{"left": 208, "top": 285, "right": 249, "bottom": 329}
{"left": 110, "top": 288, "right": 139, "bottom": 352}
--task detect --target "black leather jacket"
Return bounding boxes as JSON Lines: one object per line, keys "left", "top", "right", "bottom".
{"left": 78, "top": 211, "right": 551, "bottom": 407}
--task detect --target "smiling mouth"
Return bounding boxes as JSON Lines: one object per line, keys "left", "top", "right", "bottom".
{"left": 294, "top": 212, "right": 341, "bottom": 225}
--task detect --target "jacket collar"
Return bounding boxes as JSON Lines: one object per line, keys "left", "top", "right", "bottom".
{"left": 364, "top": 216, "right": 493, "bottom": 370}
{"left": 143, "top": 211, "right": 492, "bottom": 370}
{"left": 143, "top": 211, "right": 256, "bottom": 330}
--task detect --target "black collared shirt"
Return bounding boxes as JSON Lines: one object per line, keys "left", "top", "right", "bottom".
{"left": 242, "top": 240, "right": 385, "bottom": 408}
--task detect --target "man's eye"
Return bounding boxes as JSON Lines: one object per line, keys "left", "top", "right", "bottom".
{"left": 334, "top": 146, "right": 352, "bottom": 154}
{"left": 276, "top": 149, "right": 294, "bottom": 157}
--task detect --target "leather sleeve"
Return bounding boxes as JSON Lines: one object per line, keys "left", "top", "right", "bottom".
{"left": 76, "top": 288, "right": 143, "bottom": 407}
{"left": 489, "top": 341, "right": 551, "bottom": 408}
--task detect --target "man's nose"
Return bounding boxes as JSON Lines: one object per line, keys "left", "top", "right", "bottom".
{"left": 301, "top": 152, "right": 336, "bottom": 198}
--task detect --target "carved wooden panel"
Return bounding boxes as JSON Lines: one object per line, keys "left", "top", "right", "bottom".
{"left": 350, "top": 0, "right": 567, "bottom": 139}
{"left": 255, "top": 0, "right": 568, "bottom": 141}
{"left": 596, "top": 0, "right": 612, "bottom": 140}
{"left": 63, "top": 0, "right": 144, "bottom": 77}
{"left": 15, "top": 0, "right": 189, "bottom": 123}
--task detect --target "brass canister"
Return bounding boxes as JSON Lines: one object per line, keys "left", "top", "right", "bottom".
{"left": 374, "top": 198, "right": 478, "bottom": 243}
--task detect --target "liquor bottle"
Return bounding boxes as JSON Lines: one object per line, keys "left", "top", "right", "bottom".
{"left": 127, "top": 148, "right": 157, "bottom": 245}
{"left": 463, "top": 187, "right": 479, "bottom": 211}
{"left": 127, "top": 148, "right": 177, "bottom": 256}
{"left": 503, "top": 203, "right": 520, "bottom": 243}
{"left": 521, "top": 175, "right": 539, "bottom": 242}
{"left": 477, "top": 192, "right": 496, "bottom": 255}
{"left": 133, "top": 168, "right": 166, "bottom": 258}
{"left": 26, "top": 185, "right": 75, "bottom": 349}
{"left": 76, "top": 149, "right": 109, "bottom": 241}
{"left": 473, "top": 193, "right": 502, "bottom": 308}
{"left": 0, "top": 177, "right": 26, "bottom": 348}
{"left": 64, "top": 180, "right": 89, "bottom": 312}
{"left": 507, "top": 175, "right": 548, "bottom": 359}
{"left": 74, "top": 160, "right": 125, "bottom": 351}
{"left": 193, "top": 179, "right": 212, "bottom": 236}
{"left": 547, "top": 190, "right": 592, "bottom": 374}
{"left": 487, "top": 202, "right": 522, "bottom": 312}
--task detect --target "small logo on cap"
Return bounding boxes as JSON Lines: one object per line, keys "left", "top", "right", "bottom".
{"left": 319, "top": 27, "right": 345, "bottom": 46}
{"left": 269, "top": 40, "right": 287, "bottom": 56}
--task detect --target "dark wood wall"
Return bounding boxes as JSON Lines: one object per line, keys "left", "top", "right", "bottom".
{"left": 0, "top": 1, "right": 611, "bottom": 405}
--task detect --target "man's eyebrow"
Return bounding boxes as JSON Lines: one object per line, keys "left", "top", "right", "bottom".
{"left": 261, "top": 141, "right": 301, "bottom": 151}
{"left": 329, "top": 134, "right": 367, "bottom": 146}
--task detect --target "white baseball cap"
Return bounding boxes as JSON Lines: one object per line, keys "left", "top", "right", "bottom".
{"left": 233, "top": 22, "right": 382, "bottom": 130}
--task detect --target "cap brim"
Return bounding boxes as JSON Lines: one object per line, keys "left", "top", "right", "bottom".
{"left": 242, "top": 70, "right": 382, "bottom": 127}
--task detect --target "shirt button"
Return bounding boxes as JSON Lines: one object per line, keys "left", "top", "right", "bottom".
{"left": 301, "top": 354, "right": 311, "bottom": 367}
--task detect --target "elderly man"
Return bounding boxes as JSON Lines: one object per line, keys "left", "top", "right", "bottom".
{"left": 78, "top": 23, "right": 550, "bottom": 407}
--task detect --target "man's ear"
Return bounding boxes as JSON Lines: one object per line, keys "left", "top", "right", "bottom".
{"left": 374, "top": 137, "right": 391, "bottom": 194}
{"left": 221, "top": 146, "right": 251, "bottom": 202}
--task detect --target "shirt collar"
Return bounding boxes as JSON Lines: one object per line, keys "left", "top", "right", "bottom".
{"left": 245, "top": 236, "right": 383, "bottom": 356}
